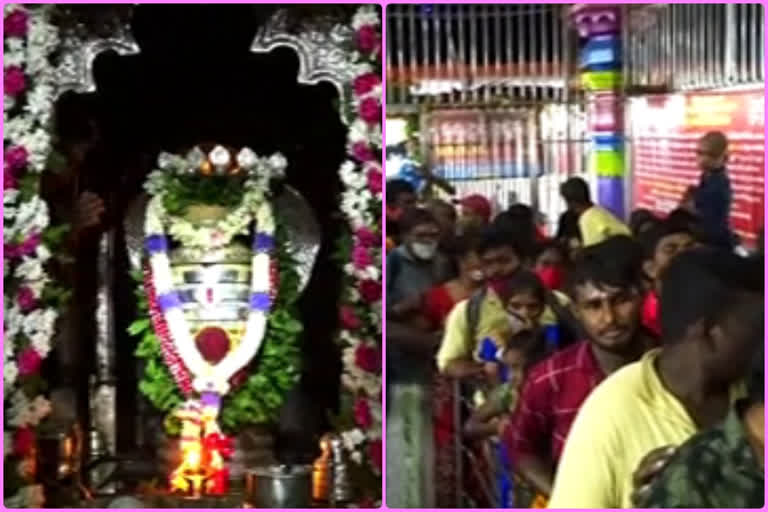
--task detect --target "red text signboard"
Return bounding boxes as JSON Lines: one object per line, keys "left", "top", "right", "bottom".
{"left": 629, "top": 89, "right": 764, "bottom": 246}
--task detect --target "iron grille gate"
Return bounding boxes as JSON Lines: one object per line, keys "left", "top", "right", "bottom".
{"left": 423, "top": 101, "right": 594, "bottom": 235}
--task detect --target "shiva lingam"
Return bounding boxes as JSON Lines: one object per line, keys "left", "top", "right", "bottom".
{"left": 121, "top": 145, "right": 320, "bottom": 498}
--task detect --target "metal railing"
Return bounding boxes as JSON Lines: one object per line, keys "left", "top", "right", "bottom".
{"left": 386, "top": 4, "right": 575, "bottom": 113}
{"left": 624, "top": 3, "right": 764, "bottom": 91}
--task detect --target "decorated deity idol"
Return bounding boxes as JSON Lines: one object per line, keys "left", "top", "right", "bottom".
{"left": 124, "top": 144, "right": 319, "bottom": 494}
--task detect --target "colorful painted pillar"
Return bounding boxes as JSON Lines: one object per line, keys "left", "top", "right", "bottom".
{"left": 570, "top": 5, "right": 625, "bottom": 220}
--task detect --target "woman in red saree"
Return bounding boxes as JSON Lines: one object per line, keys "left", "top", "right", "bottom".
{"left": 422, "top": 234, "right": 485, "bottom": 507}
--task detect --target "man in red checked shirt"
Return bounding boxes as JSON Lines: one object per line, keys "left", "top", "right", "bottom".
{"left": 504, "top": 236, "right": 655, "bottom": 500}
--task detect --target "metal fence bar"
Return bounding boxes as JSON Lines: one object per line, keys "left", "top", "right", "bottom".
{"left": 395, "top": 5, "right": 405, "bottom": 105}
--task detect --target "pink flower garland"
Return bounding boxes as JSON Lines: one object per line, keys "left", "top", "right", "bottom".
{"left": 4, "top": 9, "right": 29, "bottom": 38}
{"left": 144, "top": 266, "right": 194, "bottom": 395}
{"left": 337, "top": 10, "right": 383, "bottom": 490}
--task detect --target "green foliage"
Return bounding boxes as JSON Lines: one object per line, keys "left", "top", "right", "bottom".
{"left": 160, "top": 174, "right": 246, "bottom": 217}
{"left": 17, "top": 173, "right": 39, "bottom": 202}
{"left": 130, "top": 215, "right": 302, "bottom": 434}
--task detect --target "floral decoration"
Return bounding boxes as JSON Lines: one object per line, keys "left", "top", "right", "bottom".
{"left": 3, "top": 4, "right": 68, "bottom": 507}
{"left": 333, "top": 5, "right": 382, "bottom": 503}
{"left": 129, "top": 148, "right": 303, "bottom": 434}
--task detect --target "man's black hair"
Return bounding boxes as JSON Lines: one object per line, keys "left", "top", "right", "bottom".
{"left": 491, "top": 206, "right": 537, "bottom": 260}
{"left": 638, "top": 217, "right": 694, "bottom": 262}
{"left": 496, "top": 269, "right": 547, "bottom": 305}
{"left": 386, "top": 179, "right": 415, "bottom": 206}
{"left": 556, "top": 209, "right": 581, "bottom": 241}
{"left": 398, "top": 207, "right": 437, "bottom": 234}
{"left": 659, "top": 248, "right": 764, "bottom": 343}
{"left": 446, "top": 232, "right": 482, "bottom": 261}
{"left": 560, "top": 177, "right": 591, "bottom": 205}
{"left": 566, "top": 235, "right": 644, "bottom": 299}
{"left": 629, "top": 208, "right": 659, "bottom": 236}
{"left": 477, "top": 227, "right": 525, "bottom": 258}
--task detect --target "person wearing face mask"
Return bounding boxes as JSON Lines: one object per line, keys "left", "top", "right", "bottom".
{"left": 504, "top": 236, "right": 651, "bottom": 502}
{"left": 386, "top": 207, "right": 452, "bottom": 508}
{"left": 417, "top": 233, "right": 484, "bottom": 507}
{"left": 436, "top": 228, "right": 527, "bottom": 380}
{"left": 426, "top": 198, "right": 458, "bottom": 251}
{"left": 533, "top": 241, "right": 568, "bottom": 291}
{"left": 637, "top": 214, "right": 699, "bottom": 339}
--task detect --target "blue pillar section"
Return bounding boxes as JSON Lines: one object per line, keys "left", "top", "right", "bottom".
{"left": 598, "top": 176, "right": 625, "bottom": 220}
{"left": 571, "top": 5, "right": 626, "bottom": 220}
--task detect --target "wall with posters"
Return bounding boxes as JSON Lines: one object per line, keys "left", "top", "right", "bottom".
{"left": 628, "top": 89, "right": 764, "bottom": 247}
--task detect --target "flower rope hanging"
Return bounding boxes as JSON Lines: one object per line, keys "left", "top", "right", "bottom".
{"left": 333, "top": 6, "right": 383, "bottom": 502}
{"left": 3, "top": 4, "right": 68, "bottom": 508}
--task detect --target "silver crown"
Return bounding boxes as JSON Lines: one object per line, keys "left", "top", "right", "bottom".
{"left": 156, "top": 145, "right": 288, "bottom": 179}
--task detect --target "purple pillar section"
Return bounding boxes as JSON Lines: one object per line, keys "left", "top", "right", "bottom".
{"left": 597, "top": 176, "right": 625, "bottom": 220}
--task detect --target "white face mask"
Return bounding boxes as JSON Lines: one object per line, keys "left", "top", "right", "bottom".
{"left": 410, "top": 241, "right": 438, "bottom": 260}
{"left": 469, "top": 269, "right": 485, "bottom": 282}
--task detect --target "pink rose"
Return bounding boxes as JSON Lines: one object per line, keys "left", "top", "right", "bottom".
{"left": 339, "top": 305, "right": 362, "bottom": 330}
{"left": 356, "top": 25, "right": 379, "bottom": 54}
{"left": 368, "top": 438, "right": 382, "bottom": 470}
{"left": 4, "top": 10, "right": 29, "bottom": 38}
{"left": 4, "top": 166, "right": 18, "bottom": 190}
{"left": 5, "top": 146, "right": 28, "bottom": 171}
{"left": 17, "top": 286, "right": 37, "bottom": 313}
{"left": 351, "top": 141, "right": 375, "bottom": 163}
{"left": 358, "top": 97, "right": 381, "bottom": 125}
{"left": 4, "top": 66, "right": 27, "bottom": 96}
{"left": 354, "top": 344, "right": 380, "bottom": 373}
{"left": 355, "top": 227, "right": 377, "bottom": 248}
{"left": 13, "top": 427, "right": 34, "bottom": 457}
{"left": 18, "top": 233, "right": 41, "bottom": 257}
{"left": 353, "top": 397, "right": 373, "bottom": 429}
{"left": 18, "top": 347, "right": 42, "bottom": 377}
{"left": 352, "top": 244, "right": 372, "bottom": 270}
{"left": 358, "top": 279, "right": 381, "bottom": 303}
{"left": 367, "top": 167, "right": 382, "bottom": 194}
{"left": 353, "top": 73, "right": 381, "bottom": 97}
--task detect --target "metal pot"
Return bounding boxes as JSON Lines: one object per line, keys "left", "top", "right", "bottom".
{"left": 244, "top": 464, "right": 312, "bottom": 508}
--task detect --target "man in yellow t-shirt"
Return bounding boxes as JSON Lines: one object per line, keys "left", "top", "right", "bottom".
{"left": 559, "top": 177, "right": 630, "bottom": 247}
{"left": 548, "top": 249, "right": 762, "bottom": 508}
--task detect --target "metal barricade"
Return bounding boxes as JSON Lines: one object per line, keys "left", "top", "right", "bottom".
{"left": 624, "top": 4, "right": 764, "bottom": 91}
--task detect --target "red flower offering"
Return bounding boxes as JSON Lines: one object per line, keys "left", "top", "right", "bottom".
{"left": 195, "top": 327, "right": 231, "bottom": 364}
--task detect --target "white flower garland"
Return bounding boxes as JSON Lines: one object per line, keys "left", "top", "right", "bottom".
{"left": 3, "top": 5, "right": 62, "bottom": 507}
{"left": 334, "top": 5, "right": 383, "bottom": 482}
{"left": 144, "top": 174, "right": 276, "bottom": 394}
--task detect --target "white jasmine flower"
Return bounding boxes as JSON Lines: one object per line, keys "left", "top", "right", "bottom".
{"left": 15, "top": 257, "right": 44, "bottom": 281}
{"left": 351, "top": 7, "right": 380, "bottom": 30}
{"left": 4, "top": 361, "right": 19, "bottom": 393}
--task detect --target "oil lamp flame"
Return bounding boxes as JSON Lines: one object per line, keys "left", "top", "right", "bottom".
{"left": 168, "top": 394, "right": 232, "bottom": 496}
